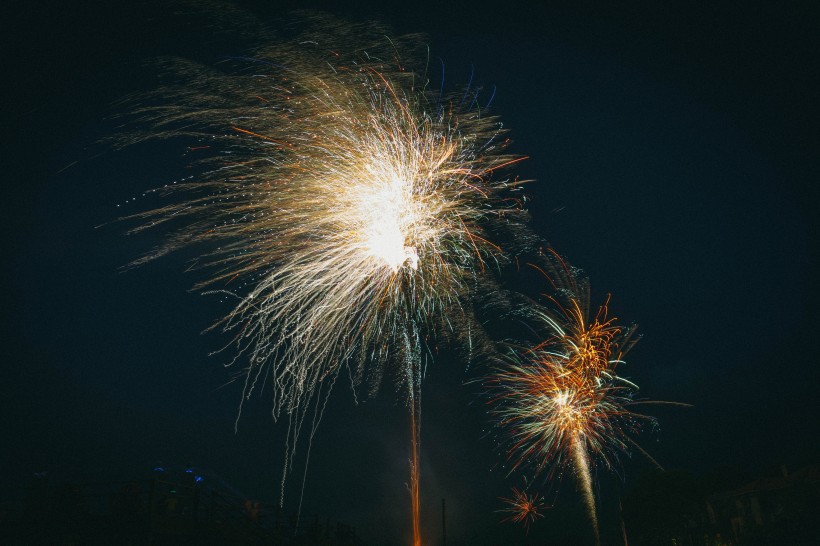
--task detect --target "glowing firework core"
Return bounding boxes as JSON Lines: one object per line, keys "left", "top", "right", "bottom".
{"left": 553, "top": 388, "right": 590, "bottom": 434}
{"left": 355, "top": 169, "right": 422, "bottom": 272}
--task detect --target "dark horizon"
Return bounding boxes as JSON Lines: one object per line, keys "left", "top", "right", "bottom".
{"left": 4, "top": 1, "right": 819, "bottom": 544}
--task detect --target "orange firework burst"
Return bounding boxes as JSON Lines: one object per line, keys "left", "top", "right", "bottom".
{"left": 488, "top": 251, "right": 656, "bottom": 543}
{"left": 498, "top": 487, "right": 547, "bottom": 533}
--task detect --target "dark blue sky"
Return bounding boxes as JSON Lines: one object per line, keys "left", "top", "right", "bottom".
{"left": 4, "top": 1, "right": 818, "bottom": 544}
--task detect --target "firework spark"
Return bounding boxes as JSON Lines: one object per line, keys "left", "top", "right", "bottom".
{"left": 116, "top": 20, "right": 526, "bottom": 543}
{"left": 498, "top": 487, "right": 547, "bottom": 533}
{"left": 488, "top": 253, "right": 655, "bottom": 543}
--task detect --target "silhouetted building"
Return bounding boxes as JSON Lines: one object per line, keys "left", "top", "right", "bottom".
{"left": 622, "top": 464, "right": 820, "bottom": 546}
{"left": 706, "top": 464, "right": 820, "bottom": 545}
{"left": 0, "top": 465, "right": 364, "bottom": 545}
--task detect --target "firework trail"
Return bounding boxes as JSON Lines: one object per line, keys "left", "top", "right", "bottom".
{"left": 114, "top": 17, "right": 527, "bottom": 542}
{"left": 403, "top": 322, "right": 422, "bottom": 546}
{"left": 571, "top": 435, "right": 599, "bottom": 545}
{"left": 410, "top": 394, "right": 422, "bottom": 546}
{"left": 487, "top": 251, "right": 656, "bottom": 542}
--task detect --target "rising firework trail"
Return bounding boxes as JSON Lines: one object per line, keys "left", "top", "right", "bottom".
{"left": 487, "top": 251, "right": 657, "bottom": 543}
{"left": 115, "top": 18, "right": 527, "bottom": 544}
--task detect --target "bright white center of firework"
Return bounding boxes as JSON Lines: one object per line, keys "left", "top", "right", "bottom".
{"left": 367, "top": 220, "right": 418, "bottom": 272}
{"left": 554, "top": 390, "right": 579, "bottom": 421}
{"left": 359, "top": 170, "right": 421, "bottom": 272}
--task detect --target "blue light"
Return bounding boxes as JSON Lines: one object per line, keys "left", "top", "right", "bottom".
{"left": 195, "top": 476, "right": 204, "bottom": 483}
{"left": 153, "top": 467, "right": 165, "bottom": 472}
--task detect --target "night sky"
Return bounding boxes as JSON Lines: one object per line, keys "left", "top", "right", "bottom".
{"left": 4, "top": 1, "right": 819, "bottom": 544}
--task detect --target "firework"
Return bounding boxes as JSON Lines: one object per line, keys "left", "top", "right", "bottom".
{"left": 116, "top": 19, "right": 526, "bottom": 543}
{"left": 498, "top": 486, "right": 547, "bottom": 533}
{"left": 119, "top": 29, "right": 523, "bottom": 412}
{"left": 488, "top": 252, "right": 655, "bottom": 542}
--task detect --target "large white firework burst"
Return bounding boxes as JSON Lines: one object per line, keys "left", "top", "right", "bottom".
{"left": 116, "top": 21, "right": 527, "bottom": 429}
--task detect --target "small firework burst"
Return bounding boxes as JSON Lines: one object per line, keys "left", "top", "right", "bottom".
{"left": 498, "top": 486, "right": 547, "bottom": 533}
